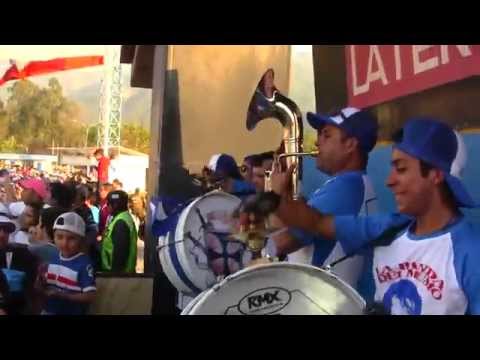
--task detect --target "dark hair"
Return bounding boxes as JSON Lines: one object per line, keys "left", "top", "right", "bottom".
{"left": 76, "top": 184, "right": 89, "bottom": 203}
{"left": 27, "top": 204, "right": 42, "bottom": 227}
{"left": 250, "top": 154, "right": 264, "bottom": 168}
{"left": 243, "top": 155, "right": 256, "bottom": 165}
{"left": 112, "top": 179, "right": 123, "bottom": 187}
{"left": 391, "top": 128, "right": 403, "bottom": 143}
{"left": 337, "top": 129, "right": 369, "bottom": 169}
{"left": 94, "top": 148, "right": 104, "bottom": 156}
{"left": 49, "top": 181, "right": 76, "bottom": 209}
{"left": 359, "top": 152, "right": 369, "bottom": 170}
{"left": 87, "top": 185, "right": 98, "bottom": 205}
{"left": 107, "top": 190, "right": 129, "bottom": 213}
{"left": 418, "top": 160, "right": 456, "bottom": 207}
{"left": 260, "top": 151, "right": 274, "bottom": 162}
{"left": 41, "top": 206, "right": 69, "bottom": 240}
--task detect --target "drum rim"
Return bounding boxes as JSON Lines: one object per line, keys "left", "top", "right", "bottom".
{"left": 181, "top": 289, "right": 210, "bottom": 314}
{"left": 162, "top": 231, "right": 201, "bottom": 295}
{"left": 187, "top": 262, "right": 366, "bottom": 315}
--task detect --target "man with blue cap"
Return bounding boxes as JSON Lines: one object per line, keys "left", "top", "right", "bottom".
{"left": 204, "top": 153, "right": 256, "bottom": 200}
{"left": 270, "top": 107, "right": 379, "bottom": 296}
{"left": 245, "top": 117, "right": 480, "bottom": 315}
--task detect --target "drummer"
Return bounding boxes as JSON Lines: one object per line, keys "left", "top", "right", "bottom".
{"left": 247, "top": 118, "right": 480, "bottom": 315}
{"left": 269, "top": 107, "right": 379, "bottom": 298}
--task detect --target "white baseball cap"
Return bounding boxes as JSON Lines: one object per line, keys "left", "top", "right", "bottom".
{"left": 53, "top": 212, "right": 86, "bottom": 237}
{"left": 8, "top": 202, "right": 26, "bottom": 218}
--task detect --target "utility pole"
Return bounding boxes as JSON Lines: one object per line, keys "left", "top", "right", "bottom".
{"left": 97, "top": 45, "right": 122, "bottom": 155}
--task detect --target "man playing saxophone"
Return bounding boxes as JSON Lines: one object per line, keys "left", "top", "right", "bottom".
{"left": 270, "top": 107, "right": 379, "bottom": 300}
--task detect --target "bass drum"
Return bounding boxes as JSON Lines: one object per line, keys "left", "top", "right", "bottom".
{"left": 158, "top": 190, "right": 252, "bottom": 296}
{"left": 183, "top": 262, "right": 366, "bottom": 315}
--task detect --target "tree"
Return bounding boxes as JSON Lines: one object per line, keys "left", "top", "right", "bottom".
{"left": 120, "top": 123, "right": 150, "bottom": 153}
{"left": 1, "top": 78, "right": 83, "bottom": 153}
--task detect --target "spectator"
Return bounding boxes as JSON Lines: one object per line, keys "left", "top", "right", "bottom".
{"left": 112, "top": 179, "right": 123, "bottom": 191}
{"left": 11, "top": 204, "right": 41, "bottom": 245}
{"left": 28, "top": 207, "right": 65, "bottom": 264}
{"left": 0, "top": 269, "right": 9, "bottom": 315}
{"left": 39, "top": 212, "right": 96, "bottom": 315}
{"left": 18, "top": 178, "right": 47, "bottom": 208}
{"left": 98, "top": 183, "right": 113, "bottom": 236}
{"left": 129, "top": 190, "right": 146, "bottom": 240}
{"left": 86, "top": 186, "right": 100, "bottom": 225}
{"left": 73, "top": 185, "right": 99, "bottom": 267}
{"left": 0, "top": 215, "right": 38, "bottom": 315}
{"left": 47, "top": 182, "right": 76, "bottom": 210}
{"left": 94, "top": 148, "right": 110, "bottom": 185}
{"left": 101, "top": 191, "right": 138, "bottom": 273}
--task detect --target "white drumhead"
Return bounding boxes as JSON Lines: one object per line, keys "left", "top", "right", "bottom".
{"left": 158, "top": 190, "right": 252, "bottom": 296}
{"left": 185, "top": 262, "right": 366, "bottom": 315}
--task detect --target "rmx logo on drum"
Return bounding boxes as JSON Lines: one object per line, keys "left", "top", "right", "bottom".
{"left": 248, "top": 291, "right": 280, "bottom": 308}
{"left": 237, "top": 287, "right": 292, "bottom": 315}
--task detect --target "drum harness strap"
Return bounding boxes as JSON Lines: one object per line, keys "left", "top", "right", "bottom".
{"left": 320, "top": 221, "right": 411, "bottom": 315}
{"left": 321, "top": 221, "right": 411, "bottom": 272}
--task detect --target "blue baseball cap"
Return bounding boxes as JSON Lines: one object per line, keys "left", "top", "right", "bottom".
{"left": 207, "top": 154, "right": 242, "bottom": 180}
{"left": 307, "top": 107, "right": 379, "bottom": 154}
{"left": 394, "top": 118, "right": 476, "bottom": 208}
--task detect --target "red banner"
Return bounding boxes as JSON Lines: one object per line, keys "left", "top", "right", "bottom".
{"left": 346, "top": 45, "right": 480, "bottom": 108}
{"left": 0, "top": 56, "right": 104, "bottom": 86}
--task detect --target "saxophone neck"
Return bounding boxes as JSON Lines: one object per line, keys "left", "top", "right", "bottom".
{"left": 278, "top": 151, "right": 319, "bottom": 159}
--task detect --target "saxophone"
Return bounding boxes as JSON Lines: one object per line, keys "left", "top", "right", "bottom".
{"left": 246, "top": 68, "right": 317, "bottom": 200}
{"left": 234, "top": 69, "right": 317, "bottom": 261}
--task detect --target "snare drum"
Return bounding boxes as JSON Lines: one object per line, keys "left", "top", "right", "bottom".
{"left": 158, "top": 190, "right": 252, "bottom": 296}
{"left": 183, "top": 262, "right": 366, "bottom": 315}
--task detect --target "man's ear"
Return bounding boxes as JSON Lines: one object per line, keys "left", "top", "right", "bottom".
{"left": 431, "top": 168, "right": 445, "bottom": 185}
{"left": 345, "top": 136, "right": 359, "bottom": 154}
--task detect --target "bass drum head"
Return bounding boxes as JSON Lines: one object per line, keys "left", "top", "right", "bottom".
{"left": 159, "top": 190, "right": 252, "bottom": 296}
{"left": 185, "top": 262, "right": 366, "bottom": 315}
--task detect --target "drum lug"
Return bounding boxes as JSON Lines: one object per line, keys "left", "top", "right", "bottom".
{"left": 321, "top": 265, "right": 332, "bottom": 272}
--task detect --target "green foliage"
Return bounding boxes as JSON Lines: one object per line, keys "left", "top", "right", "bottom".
{"left": 120, "top": 123, "right": 150, "bottom": 154}
{"left": 0, "top": 79, "right": 150, "bottom": 154}
{"left": 1, "top": 79, "right": 84, "bottom": 153}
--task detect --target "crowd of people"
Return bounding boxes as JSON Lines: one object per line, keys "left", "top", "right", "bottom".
{"left": 0, "top": 149, "right": 147, "bottom": 315}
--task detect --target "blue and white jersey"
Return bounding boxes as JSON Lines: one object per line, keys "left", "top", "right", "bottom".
{"left": 44, "top": 252, "right": 96, "bottom": 315}
{"left": 335, "top": 213, "right": 480, "bottom": 315}
{"left": 287, "top": 171, "right": 378, "bottom": 288}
